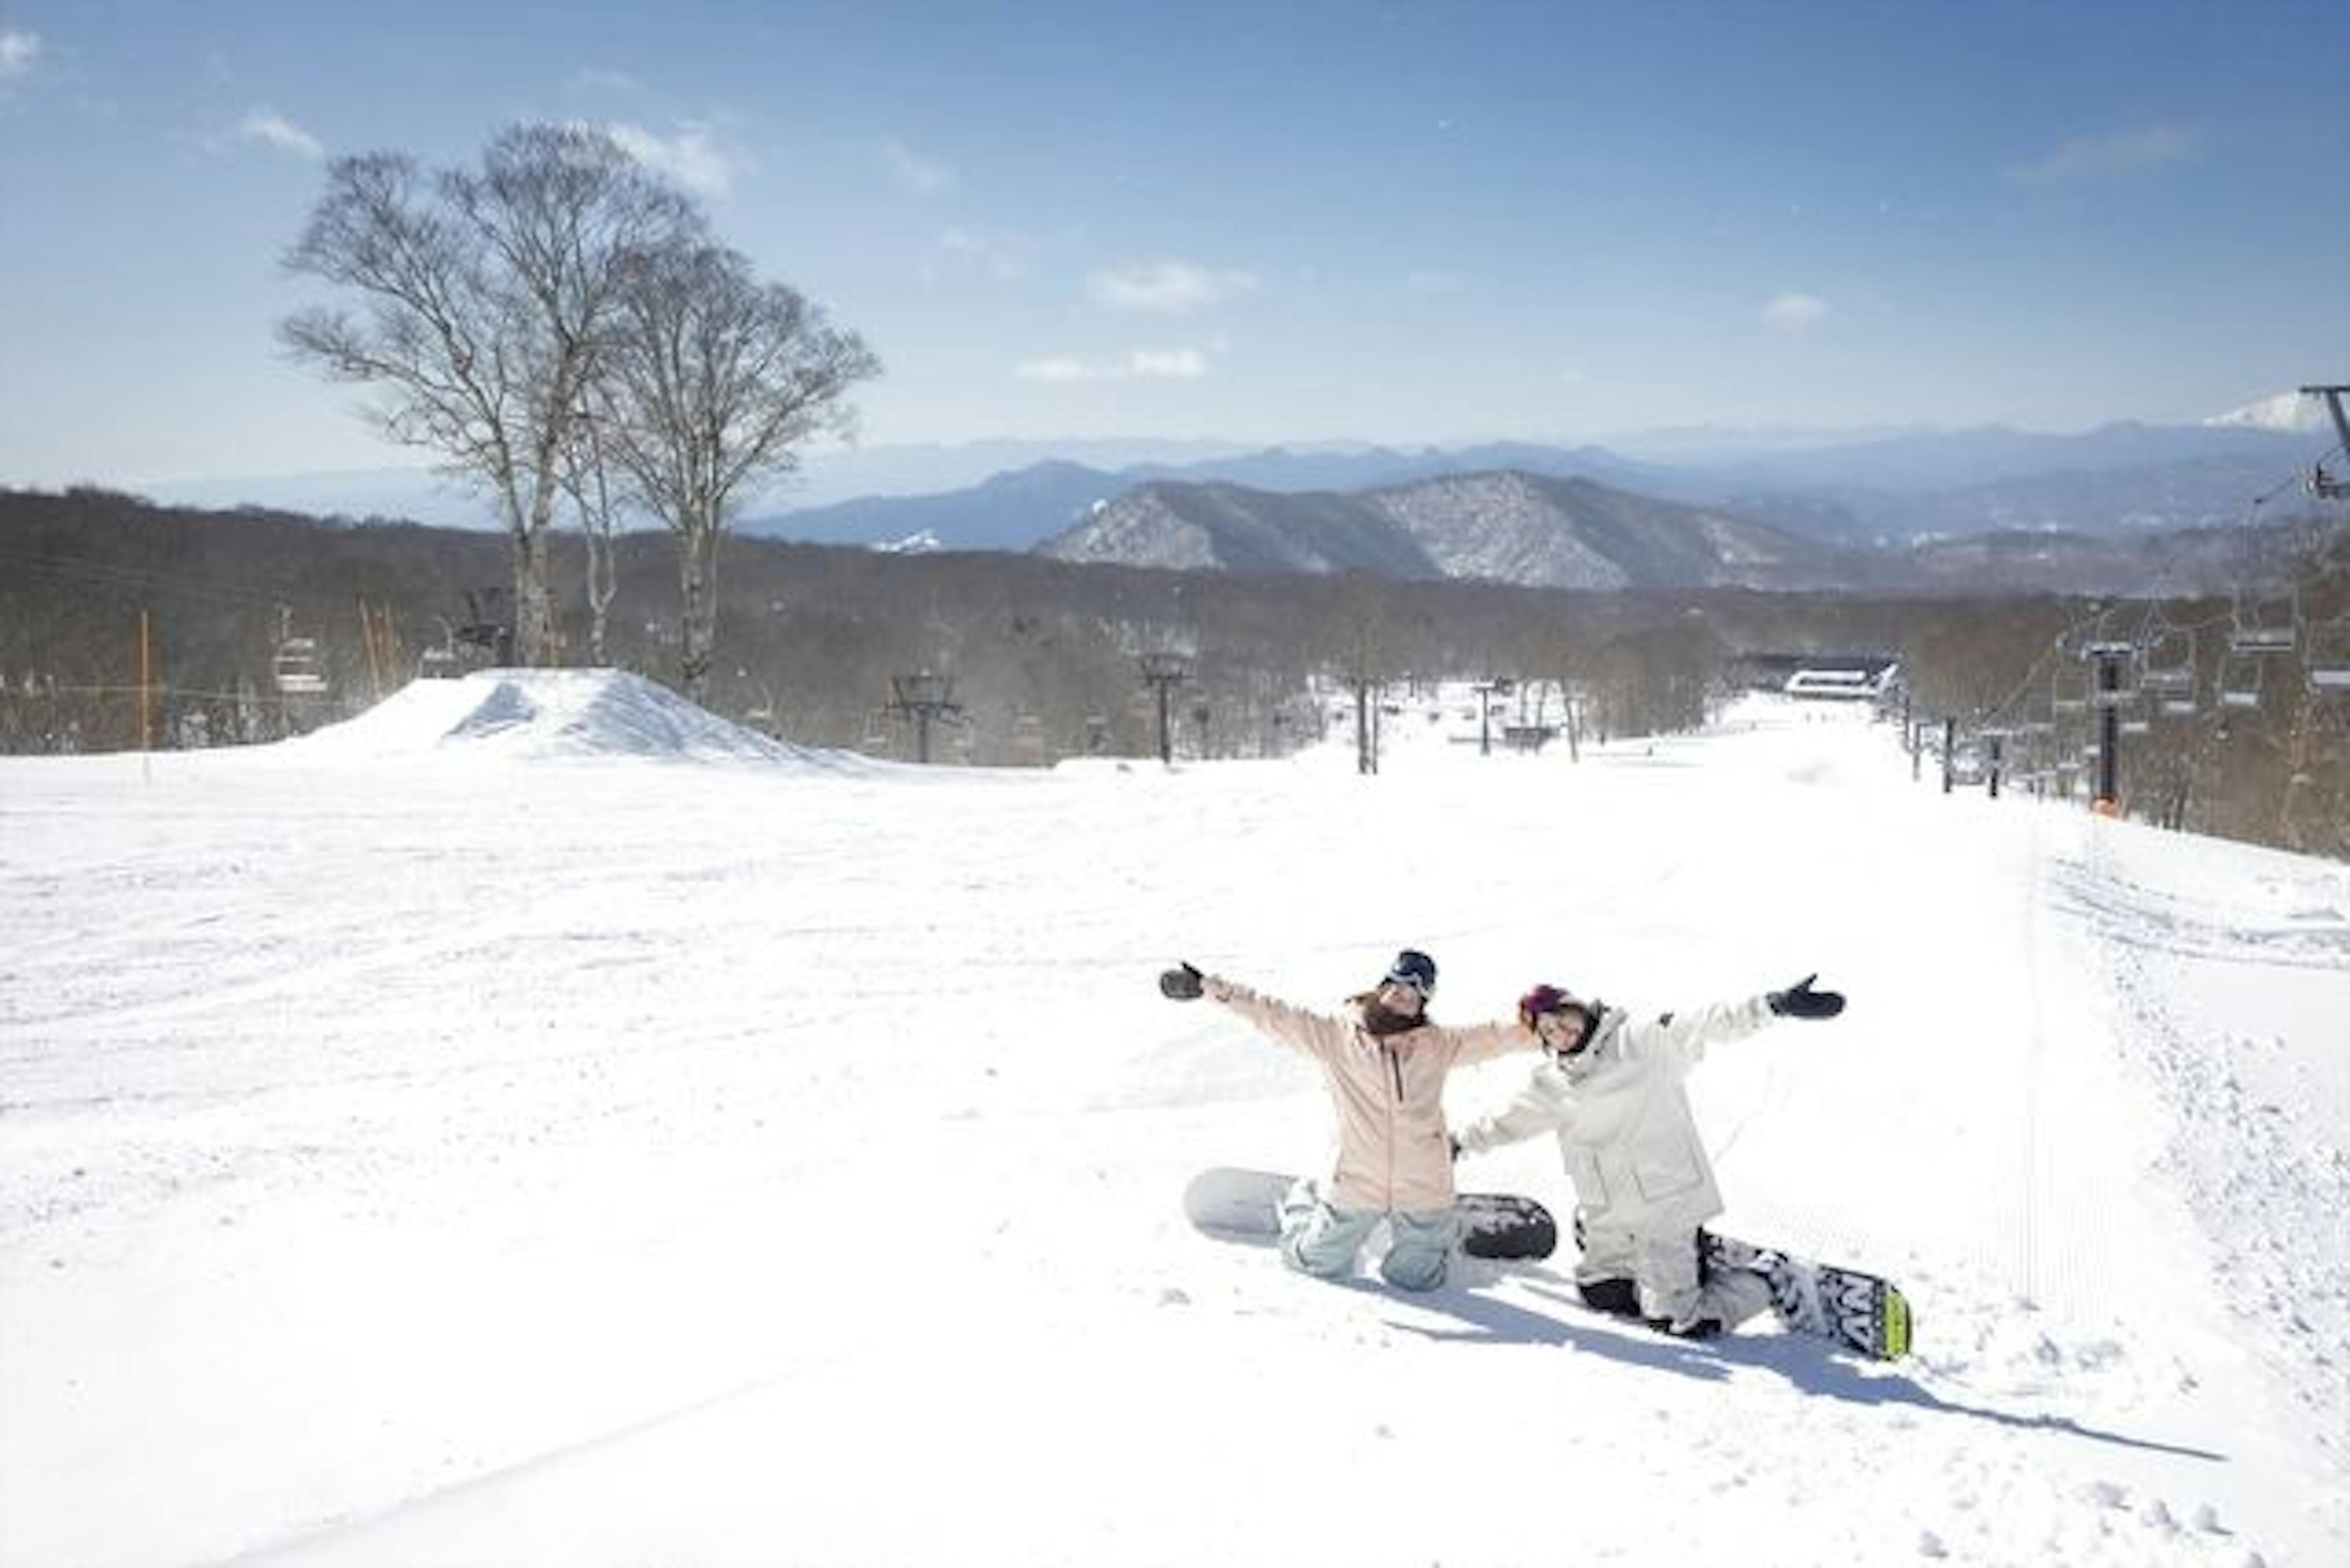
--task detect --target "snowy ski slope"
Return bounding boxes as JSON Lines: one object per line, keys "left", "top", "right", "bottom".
{"left": 2, "top": 672, "right": 2344, "bottom": 1566}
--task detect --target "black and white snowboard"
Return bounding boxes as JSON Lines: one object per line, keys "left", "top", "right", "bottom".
{"left": 1183, "top": 1167, "right": 1558, "bottom": 1261}
{"left": 1702, "top": 1231, "right": 1913, "bottom": 1361}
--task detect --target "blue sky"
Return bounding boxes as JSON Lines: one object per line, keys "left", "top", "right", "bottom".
{"left": 2, "top": 0, "right": 2345, "bottom": 487}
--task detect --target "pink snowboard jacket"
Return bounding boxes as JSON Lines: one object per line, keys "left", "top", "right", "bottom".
{"left": 1204, "top": 974, "right": 1532, "bottom": 1214}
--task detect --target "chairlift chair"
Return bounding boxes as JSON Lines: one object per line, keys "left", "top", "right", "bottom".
{"left": 272, "top": 635, "right": 329, "bottom": 696}
{"left": 2217, "top": 651, "right": 2264, "bottom": 709}
{"left": 2229, "top": 589, "right": 2298, "bottom": 655}
{"left": 2307, "top": 615, "right": 2350, "bottom": 696}
{"left": 2136, "top": 626, "right": 2195, "bottom": 697}
{"left": 2051, "top": 666, "right": 2089, "bottom": 716}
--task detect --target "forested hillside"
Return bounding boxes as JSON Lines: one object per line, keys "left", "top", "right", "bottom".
{"left": 4, "top": 486, "right": 2343, "bottom": 857}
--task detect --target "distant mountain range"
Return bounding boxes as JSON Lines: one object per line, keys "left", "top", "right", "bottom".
{"left": 739, "top": 419, "right": 2330, "bottom": 560}
{"left": 119, "top": 396, "right": 2343, "bottom": 596}
{"left": 1026, "top": 465, "right": 2337, "bottom": 596}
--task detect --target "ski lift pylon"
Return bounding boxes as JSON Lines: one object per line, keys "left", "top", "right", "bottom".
{"left": 2082, "top": 640, "right": 2137, "bottom": 707}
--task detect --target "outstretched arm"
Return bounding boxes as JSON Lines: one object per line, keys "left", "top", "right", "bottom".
{"left": 1642, "top": 995, "right": 1777, "bottom": 1067}
{"left": 1646, "top": 973, "right": 1843, "bottom": 1066}
{"left": 1434, "top": 1015, "right": 1540, "bottom": 1067}
{"left": 1454, "top": 1068, "right": 1571, "bottom": 1155}
{"left": 1159, "top": 962, "right": 1343, "bottom": 1061}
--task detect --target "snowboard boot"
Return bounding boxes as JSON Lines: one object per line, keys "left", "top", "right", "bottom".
{"left": 1577, "top": 1277, "right": 1642, "bottom": 1318}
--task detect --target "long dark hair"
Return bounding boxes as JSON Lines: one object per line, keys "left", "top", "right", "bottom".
{"left": 1349, "top": 991, "right": 1427, "bottom": 1037}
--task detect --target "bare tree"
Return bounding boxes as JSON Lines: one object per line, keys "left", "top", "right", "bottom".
{"left": 596, "top": 243, "right": 879, "bottom": 700}
{"left": 558, "top": 408, "right": 623, "bottom": 667}
{"left": 281, "top": 124, "right": 704, "bottom": 665}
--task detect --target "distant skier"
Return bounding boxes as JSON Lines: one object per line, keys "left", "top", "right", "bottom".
{"left": 1159, "top": 949, "right": 1532, "bottom": 1291}
{"left": 1453, "top": 974, "right": 1847, "bottom": 1338}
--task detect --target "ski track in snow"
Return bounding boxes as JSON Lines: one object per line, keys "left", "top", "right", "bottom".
{"left": 2054, "top": 825, "right": 2350, "bottom": 1480}
{"left": 2, "top": 675, "right": 2344, "bottom": 1568}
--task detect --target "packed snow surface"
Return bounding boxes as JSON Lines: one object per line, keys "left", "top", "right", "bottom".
{"left": 3, "top": 673, "right": 2346, "bottom": 1567}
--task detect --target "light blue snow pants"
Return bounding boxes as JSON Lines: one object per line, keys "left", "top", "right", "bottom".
{"left": 1278, "top": 1177, "right": 1459, "bottom": 1292}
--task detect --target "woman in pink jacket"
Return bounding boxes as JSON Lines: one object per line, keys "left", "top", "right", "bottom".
{"left": 1159, "top": 948, "right": 1530, "bottom": 1291}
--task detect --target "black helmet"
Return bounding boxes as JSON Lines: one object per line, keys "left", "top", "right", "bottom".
{"left": 1383, "top": 948, "right": 1438, "bottom": 997}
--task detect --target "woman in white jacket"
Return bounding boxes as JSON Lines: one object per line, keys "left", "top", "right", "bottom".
{"left": 1453, "top": 974, "right": 1845, "bottom": 1337}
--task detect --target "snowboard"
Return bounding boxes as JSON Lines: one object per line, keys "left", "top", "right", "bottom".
{"left": 1702, "top": 1231, "right": 1913, "bottom": 1361}
{"left": 1183, "top": 1166, "right": 1558, "bottom": 1261}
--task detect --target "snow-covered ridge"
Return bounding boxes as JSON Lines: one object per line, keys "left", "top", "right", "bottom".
{"left": 2202, "top": 391, "right": 2328, "bottom": 434}
{"left": 277, "top": 668, "right": 869, "bottom": 770}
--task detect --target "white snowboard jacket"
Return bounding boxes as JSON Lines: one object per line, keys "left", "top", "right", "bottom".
{"left": 1203, "top": 975, "right": 1530, "bottom": 1215}
{"left": 1454, "top": 995, "right": 1778, "bottom": 1237}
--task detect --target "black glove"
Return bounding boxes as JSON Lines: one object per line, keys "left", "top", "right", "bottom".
{"left": 1159, "top": 962, "right": 1204, "bottom": 1001}
{"left": 1767, "top": 974, "right": 1844, "bottom": 1019}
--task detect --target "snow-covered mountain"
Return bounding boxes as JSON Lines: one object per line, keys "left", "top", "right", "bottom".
{"left": 1369, "top": 470, "right": 1832, "bottom": 587}
{"left": 4, "top": 673, "right": 2344, "bottom": 1566}
{"left": 2204, "top": 390, "right": 2332, "bottom": 434}
{"left": 1037, "top": 469, "right": 1843, "bottom": 589}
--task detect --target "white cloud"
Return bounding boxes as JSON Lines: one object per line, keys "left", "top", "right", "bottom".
{"left": 1014, "top": 348, "right": 1210, "bottom": 383}
{"left": 605, "top": 120, "right": 747, "bottom": 197}
{"left": 571, "top": 67, "right": 643, "bottom": 96}
{"left": 935, "top": 227, "right": 1027, "bottom": 283}
{"left": 881, "top": 137, "right": 952, "bottom": 196}
{"left": 235, "top": 108, "right": 324, "bottom": 160}
{"left": 1128, "top": 348, "right": 1208, "bottom": 378}
{"left": 0, "top": 27, "right": 41, "bottom": 89}
{"left": 1762, "top": 292, "right": 1829, "bottom": 333}
{"left": 2011, "top": 126, "right": 2199, "bottom": 185}
{"left": 1087, "top": 261, "right": 1261, "bottom": 313}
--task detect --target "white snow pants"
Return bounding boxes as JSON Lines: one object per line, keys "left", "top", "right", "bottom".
{"left": 1278, "top": 1178, "right": 1458, "bottom": 1292}
{"left": 1578, "top": 1221, "right": 1774, "bottom": 1331}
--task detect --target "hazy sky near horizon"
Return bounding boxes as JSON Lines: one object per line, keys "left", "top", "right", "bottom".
{"left": 2, "top": 0, "right": 2346, "bottom": 487}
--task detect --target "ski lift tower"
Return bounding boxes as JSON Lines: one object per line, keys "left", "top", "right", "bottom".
{"left": 1471, "top": 677, "right": 1509, "bottom": 757}
{"left": 2083, "top": 641, "right": 2136, "bottom": 813}
{"left": 887, "top": 670, "right": 961, "bottom": 765}
{"left": 1137, "top": 651, "right": 1192, "bottom": 765}
{"left": 2301, "top": 384, "right": 2350, "bottom": 497}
